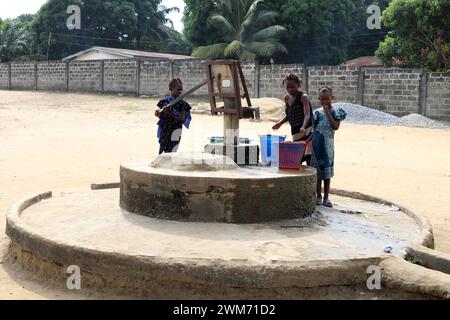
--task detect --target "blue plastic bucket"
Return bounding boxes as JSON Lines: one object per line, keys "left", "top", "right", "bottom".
{"left": 260, "top": 135, "right": 286, "bottom": 164}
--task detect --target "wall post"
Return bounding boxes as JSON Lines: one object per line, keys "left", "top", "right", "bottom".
{"left": 7, "top": 62, "right": 12, "bottom": 90}
{"left": 255, "top": 60, "right": 261, "bottom": 98}
{"left": 303, "top": 64, "right": 309, "bottom": 94}
{"left": 170, "top": 60, "right": 175, "bottom": 80}
{"left": 419, "top": 70, "right": 428, "bottom": 116}
{"left": 136, "top": 60, "right": 141, "bottom": 96}
{"left": 65, "top": 62, "right": 70, "bottom": 91}
{"left": 100, "top": 61, "right": 105, "bottom": 93}
{"left": 34, "top": 62, "right": 38, "bottom": 90}
{"left": 357, "top": 67, "right": 366, "bottom": 106}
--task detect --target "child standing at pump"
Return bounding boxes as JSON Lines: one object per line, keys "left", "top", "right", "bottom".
{"left": 272, "top": 74, "right": 314, "bottom": 165}
{"left": 311, "top": 86, "right": 347, "bottom": 208}
{"left": 155, "top": 78, "right": 192, "bottom": 154}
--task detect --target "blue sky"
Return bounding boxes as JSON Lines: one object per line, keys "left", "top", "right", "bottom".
{"left": 0, "top": 0, "right": 186, "bottom": 32}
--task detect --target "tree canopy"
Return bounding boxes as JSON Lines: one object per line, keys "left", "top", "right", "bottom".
{"left": 261, "top": 0, "right": 392, "bottom": 65}
{"left": 30, "top": 0, "right": 189, "bottom": 60}
{"left": 376, "top": 0, "right": 450, "bottom": 71}
{"left": 191, "top": 0, "right": 287, "bottom": 62}
{"left": 183, "top": 0, "right": 394, "bottom": 65}
{"left": 0, "top": 15, "right": 34, "bottom": 62}
{"left": 182, "top": 0, "right": 223, "bottom": 47}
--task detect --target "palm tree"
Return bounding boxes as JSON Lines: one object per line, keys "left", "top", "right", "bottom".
{"left": 134, "top": 1, "right": 180, "bottom": 50}
{"left": 192, "top": 0, "right": 287, "bottom": 62}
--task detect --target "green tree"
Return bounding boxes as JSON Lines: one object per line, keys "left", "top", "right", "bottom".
{"left": 182, "top": 0, "right": 222, "bottom": 47}
{"left": 0, "top": 15, "right": 33, "bottom": 62}
{"left": 192, "top": 0, "right": 287, "bottom": 62}
{"left": 133, "top": 2, "right": 180, "bottom": 49}
{"left": 261, "top": 0, "right": 392, "bottom": 64}
{"left": 271, "top": 0, "right": 358, "bottom": 65}
{"left": 376, "top": 0, "right": 450, "bottom": 70}
{"left": 346, "top": 0, "right": 391, "bottom": 59}
{"left": 155, "top": 28, "right": 192, "bottom": 55}
{"left": 31, "top": 0, "right": 181, "bottom": 60}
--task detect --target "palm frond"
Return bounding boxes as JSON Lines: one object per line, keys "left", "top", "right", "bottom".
{"left": 243, "top": 0, "right": 263, "bottom": 22}
{"left": 210, "top": 14, "right": 237, "bottom": 36}
{"left": 201, "top": 0, "right": 288, "bottom": 61}
{"left": 158, "top": 5, "right": 180, "bottom": 15}
{"left": 246, "top": 41, "right": 288, "bottom": 57}
{"left": 248, "top": 25, "right": 287, "bottom": 42}
{"left": 251, "top": 10, "right": 279, "bottom": 29}
{"left": 242, "top": 10, "right": 279, "bottom": 41}
{"left": 240, "top": 48, "right": 257, "bottom": 62}
{"left": 192, "top": 43, "right": 228, "bottom": 59}
{"left": 221, "top": 0, "right": 234, "bottom": 25}
{"left": 240, "top": 1, "right": 264, "bottom": 38}
{"left": 224, "top": 40, "right": 243, "bottom": 57}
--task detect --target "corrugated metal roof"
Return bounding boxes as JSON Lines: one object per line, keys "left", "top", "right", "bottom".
{"left": 63, "top": 46, "right": 193, "bottom": 61}
{"left": 343, "top": 56, "right": 383, "bottom": 67}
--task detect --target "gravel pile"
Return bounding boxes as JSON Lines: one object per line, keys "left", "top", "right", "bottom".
{"left": 334, "top": 102, "right": 400, "bottom": 126}
{"left": 334, "top": 102, "right": 448, "bottom": 129}
{"left": 398, "top": 113, "right": 448, "bottom": 129}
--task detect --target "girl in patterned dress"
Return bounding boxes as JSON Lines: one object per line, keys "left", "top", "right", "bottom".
{"left": 311, "top": 87, "right": 347, "bottom": 208}
{"left": 155, "top": 78, "right": 192, "bottom": 154}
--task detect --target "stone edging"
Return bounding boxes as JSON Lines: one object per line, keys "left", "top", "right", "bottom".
{"left": 5, "top": 191, "right": 383, "bottom": 290}
{"left": 5, "top": 190, "right": 449, "bottom": 299}
{"left": 405, "top": 245, "right": 450, "bottom": 275}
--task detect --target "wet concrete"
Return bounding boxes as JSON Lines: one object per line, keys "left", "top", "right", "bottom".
{"left": 6, "top": 188, "right": 435, "bottom": 299}
{"left": 21, "top": 189, "right": 419, "bottom": 261}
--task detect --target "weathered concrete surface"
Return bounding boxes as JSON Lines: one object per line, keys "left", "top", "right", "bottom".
{"left": 331, "top": 188, "right": 434, "bottom": 249}
{"left": 5, "top": 189, "right": 443, "bottom": 298}
{"left": 381, "top": 256, "right": 450, "bottom": 299}
{"left": 120, "top": 156, "right": 317, "bottom": 223}
{"left": 406, "top": 245, "right": 450, "bottom": 275}
{"left": 7, "top": 242, "right": 436, "bottom": 300}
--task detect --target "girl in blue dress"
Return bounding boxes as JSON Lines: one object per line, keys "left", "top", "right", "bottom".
{"left": 311, "top": 87, "right": 347, "bottom": 208}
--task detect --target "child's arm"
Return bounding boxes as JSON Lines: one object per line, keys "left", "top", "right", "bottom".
{"left": 156, "top": 99, "right": 167, "bottom": 118}
{"left": 163, "top": 107, "right": 186, "bottom": 122}
{"left": 323, "top": 106, "right": 341, "bottom": 130}
{"left": 300, "top": 94, "right": 311, "bottom": 132}
{"left": 272, "top": 95, "right": 291, "bottom": 130}
{"left": 273, "top": 116, "right": 288, "bottom": 130}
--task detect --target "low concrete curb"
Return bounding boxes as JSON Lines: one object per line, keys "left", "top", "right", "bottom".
{"left": 5, "top": 189, "right": 449, "bottom": 299}
{"left": 381, "top": 255, "right": 450, "bottom": 299}
{"left": 6, "top": 191, "right": 381, "bottom": 291}
{"left": 90, "top": 183, "right": 120, "bottom": 190}
{"left": 406, "top": 245, "right": 450, "bottom": 275}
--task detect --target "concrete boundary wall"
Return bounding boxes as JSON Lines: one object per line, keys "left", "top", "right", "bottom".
{"left": 0, "top": 59, "right": 449, "bottom": 121}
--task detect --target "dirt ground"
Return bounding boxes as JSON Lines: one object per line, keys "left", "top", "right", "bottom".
{"left": 0, "top": 90, "right": 449, "bottom": 299}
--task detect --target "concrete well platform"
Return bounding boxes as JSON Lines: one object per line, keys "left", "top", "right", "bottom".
{"left": 120, "top": 154, "right": 317, "bottom": 223}
{"left": 6, "top": 188, "right": 442, "bottom": 299}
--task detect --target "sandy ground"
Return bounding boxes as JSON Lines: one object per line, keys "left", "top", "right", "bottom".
{"left": 0, "top": 90, "right": 449, "bottom": 299}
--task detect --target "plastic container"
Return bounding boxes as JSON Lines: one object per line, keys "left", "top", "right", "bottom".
{"left": 277, "top": 142, "right": 306, "bottom": 169}
{"left": 259, "top": 135, "right": 286, "bottom": 164}
{"left": 209, "top": 137, "right": 251, "bottom": 145}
